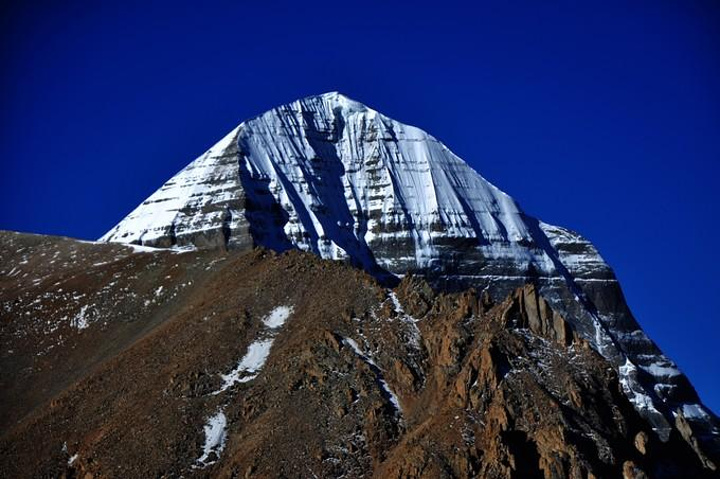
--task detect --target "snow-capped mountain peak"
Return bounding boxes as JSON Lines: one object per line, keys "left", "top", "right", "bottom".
{"left": 101, "top": 92, "right": 534, "bottom": 270}
{"left": 100, "top": 93, "right": 719, "bottom": 449}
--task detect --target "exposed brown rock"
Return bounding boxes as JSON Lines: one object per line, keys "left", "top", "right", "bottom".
{"left": 622, "top": 460, "right": 648, "bottom": 479}
{"left": 675, "top": 410, "right": 718, "bottom": 471}
{"left": 634, "top": 431, "right": 649, "bottom": 455}
{"left": 0, "top": 232, "right": 718, "bottom": 478}
{"left": 506, "top": 283, "right": 578, "bottom": 346}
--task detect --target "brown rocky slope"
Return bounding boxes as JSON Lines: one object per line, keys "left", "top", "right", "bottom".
{"left": 0, "top": 231, "right": 717, "bottom": 478}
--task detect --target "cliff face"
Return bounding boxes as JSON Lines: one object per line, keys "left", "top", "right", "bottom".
{"left": 98, "top": 92, "right": 718, "bottom": 448}
{"left": 1, "top": 233, "right": 716, "bottom": 478}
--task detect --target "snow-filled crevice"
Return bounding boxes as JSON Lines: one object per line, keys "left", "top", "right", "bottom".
{"left": 342, "top": 337, "right": 402, "bottom": 417}
{"left": 386, "top": 290, "right": 422, "bottom": 349}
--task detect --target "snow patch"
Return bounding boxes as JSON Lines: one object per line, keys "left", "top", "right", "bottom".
{"left": 680, "top": 404, "right": 711, "bottom": 421}
{"left": 619, "top": 359, "right": 663, "bottom": 420}
{"left": 639, "top": 362, "right": 681, "bottom": 378}
{"left": 70, "top": 305, "right": 90, "bottom": 330}
{"left": 343, "top": 338, "right": 364, "bottom": 358}
{"left": 123, "top": 243, "right": 165, "bottom": 253}
{"left": 262, "top": 305, "right": 294, "bottom": 329}
{"left": 386, "top": 290, "right": 421, "bottom": 348}
{"left": 215, "top": 339, "right": 273, "bottom": 392}
{"left": 213, "top": 305, "right": 294, "bottom": 394}
{"left": 195, "top": 410, "right": 227, "bottom": 468}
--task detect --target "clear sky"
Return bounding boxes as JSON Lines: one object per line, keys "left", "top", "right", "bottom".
{"left": 2, "top": 1, "right": 719, "bottom": 413}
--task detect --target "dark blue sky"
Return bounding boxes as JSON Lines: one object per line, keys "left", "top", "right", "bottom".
{"left": 2, "top": 1, "right": 719, "bottom": 412}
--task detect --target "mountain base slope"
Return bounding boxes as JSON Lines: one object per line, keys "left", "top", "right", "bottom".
{"left": 0, "top": 232, "right": 716, "bottom": 478}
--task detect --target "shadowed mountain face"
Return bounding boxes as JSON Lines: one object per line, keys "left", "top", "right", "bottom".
{"left": 0, "top": 232, "right": 717, "bottom": 478}
{"left": 99, "top": 93, "right": 719, "bottom": 450}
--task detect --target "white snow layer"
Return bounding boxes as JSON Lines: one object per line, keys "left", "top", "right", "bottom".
{"left": 195, "top": 410, "right": 228, "bottom": 467}
{"left": 679, "top": 404, "right": 711, "bottom": 421}
{"left": 216, "top": 339, "right": 273, "bottom": 391}
{"left": 214, "top": 306, "right": 293, "bottom": 394}
{"left": 100, "top": 92, "right": 552, "bottom": 274}
{"left": 70, "top": 305, "right": 90, "bottom": 330}
{"left": 100, "top": 125, "right": 243, "bottom": 246}
{"left": 619, "top": 358, "right": 662, "bottom": 419}
{"left": 262, "top": 305, "right": 293, "bottom": 329}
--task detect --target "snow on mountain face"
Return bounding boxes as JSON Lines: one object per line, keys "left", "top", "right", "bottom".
{"left": 100, "top": 126, "right": 250, "bottom": 250}
{"left": 100, "top": 92, "right": 718, "bottom": 444}
{"left": 102, "top": 92, "right": 545, "bottom": 277}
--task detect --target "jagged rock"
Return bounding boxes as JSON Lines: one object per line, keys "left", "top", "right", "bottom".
{"left": 623, "top": 460, "right": 648, "bottom": 479}
{"left": 395, "top": 275, "right": 434, "bottom": 318}
{"left": 675, "top": 411, "right": 717, "bottom": 471}
{"left": 504, "top": 284, "right": 577, "bottom": 346}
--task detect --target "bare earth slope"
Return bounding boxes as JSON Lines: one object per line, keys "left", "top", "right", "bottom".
{"left": 1, "top": 231, "right": 716, "bottom": 478}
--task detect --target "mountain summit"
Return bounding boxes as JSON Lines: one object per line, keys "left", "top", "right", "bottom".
{"left": 101, "top": 92, "right": 718, "bottom": 446}
{"left": 101, "top": 90, "right": 535, "bottom": 275}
